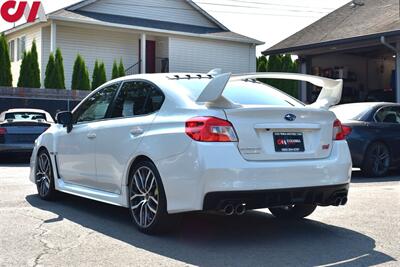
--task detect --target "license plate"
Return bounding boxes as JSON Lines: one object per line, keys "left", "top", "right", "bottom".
{"left": 273, "top": 132, "right": 305, "bottom": 152}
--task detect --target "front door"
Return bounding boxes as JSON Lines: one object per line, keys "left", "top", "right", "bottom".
{"left": 139, "top": 40, "right": 156, "bottom": 73}
{"left": 56, "top": 83, "right": 120, "bottom": 188}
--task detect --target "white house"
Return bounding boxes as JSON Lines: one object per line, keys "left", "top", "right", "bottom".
{"left": 3, "top": 0, "right": 263, "bottom": 89}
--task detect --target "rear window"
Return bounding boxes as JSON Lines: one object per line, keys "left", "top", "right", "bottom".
{"left": 175, "top": 80, "right": 304, "bottom": 107}
{"left": 5, "top": 112, "right": 47, "bottom": 121}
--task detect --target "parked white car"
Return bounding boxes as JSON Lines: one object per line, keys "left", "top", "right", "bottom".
{"left": 30, "top": 71, "right": 352, "bottom": 234}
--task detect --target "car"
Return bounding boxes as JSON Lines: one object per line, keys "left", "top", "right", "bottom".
{"left": 366, "top": 89, "right": 395, "bottom": 102}
{"left": 0, "top": 108, "right": 54, "bottom": 155}
{"left": 29, "top": 71, "right": 352, "bottom": 234}
{"left": 331, "top": 102, "right": 400, "bottom": 177}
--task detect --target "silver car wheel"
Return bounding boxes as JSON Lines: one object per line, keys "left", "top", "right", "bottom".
{"left": 130, "top": 166, "right": 159, "bottom": 228}
{"left": 36, "top": 153, "right": 51, "bottom": 197}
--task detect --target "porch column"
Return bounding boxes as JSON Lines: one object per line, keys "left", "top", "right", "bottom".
{"left": 50, "top": 21, "right": 56, "bottom": 53}
{"left": 299, "top": 57, "right": 308, "bottom": 103}
{"left": 396, "top": 42, "right": 400, "bottom": 103}
{"left": 140, "top": 33, "right": 146, "bottom": 74}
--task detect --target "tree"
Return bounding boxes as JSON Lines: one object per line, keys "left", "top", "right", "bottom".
{"left": 118, "top": 58, "right": 125, "bottom": 77}
{"left": 17, "top": 51, "right": 30, "bottom": 87}
{"left": 112, "top": 60, "right": 119, "bottom": 79}
{"left": 55, "top": 48, "right": 65, "bottom": 89}
{"left": 29, "top": 40, "right": 40, "bottom": 88}
{"left": 91, "top": 60, "right": 100, "bottom": 89}
{"left": 44, "top": 53, "right": 56, "bottom": 88}
{"left": 99, "top": 62, "right": 107, "bottom": 86}
{"left": 0, "top": 34, "right": 13, "bottom": 86}
{"left": 71, "top": 54, "right": 91, "bottom": 91}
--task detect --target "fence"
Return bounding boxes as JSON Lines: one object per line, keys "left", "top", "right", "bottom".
{"left": 0, "top": 87, "right": 89, "bottom": 118}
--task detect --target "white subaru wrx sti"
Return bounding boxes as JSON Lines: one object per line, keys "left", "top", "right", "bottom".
{"left": 30, "top": 71, "right": 352, "bottom": 234}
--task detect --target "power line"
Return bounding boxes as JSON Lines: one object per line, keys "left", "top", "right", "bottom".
{"left": 201, "top": 0, "right": 335, "bottom": 11}
{"left": 208, "top": 9, "right": 323, "bottom": 18}
{"left": 196, "top": 2, "right": 329, "bottom": 14}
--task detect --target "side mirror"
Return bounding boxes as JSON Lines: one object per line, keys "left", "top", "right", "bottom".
{"left": 56, "top": 111, "right": 73, "bottom": 133}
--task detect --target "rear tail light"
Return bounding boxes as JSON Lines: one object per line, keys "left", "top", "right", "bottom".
{"left": 0, "top": 128, "right": 7, "bottom": 135}
{"left": 333, "top": 119, "right": 352, "bottom": 140}
{"left": 185, "top": 117, "right": 238, "bottom": 142}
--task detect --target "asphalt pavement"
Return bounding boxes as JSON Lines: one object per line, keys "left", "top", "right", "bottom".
{"left": 0, "top": 157, "right": 399, "bottom": 267}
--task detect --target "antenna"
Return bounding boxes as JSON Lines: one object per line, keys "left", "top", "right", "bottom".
{"left": 350, "top": 0, "right": 364, "bottom": 7}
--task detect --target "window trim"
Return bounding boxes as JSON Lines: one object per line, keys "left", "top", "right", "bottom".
{"left": 373, "top": 105, "right": 400, "bottom": 124}
{"left": 107, "top": 79, "right": 166, "bottom": 120}
{"left": 8, "top": 40, "right": 15, "bottom": 62}
{"left": 72, "top": 82, "right": 122, "bottom": 125}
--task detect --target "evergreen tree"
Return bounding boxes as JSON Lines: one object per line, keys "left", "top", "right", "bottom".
{"left": 44, "top": 53, "right": 56, "bottom": 88}
{"left": 91, "top": 60, "right": 100, "bottom": 89}
{"left": 118, "top": 59, "right": 125, "bottom": 77}
{"left": 17, "top": 51, "right": 31, "bottom": 87}
{"left": 0, "top": 34, "right": 13, "bottom": 86}
{"left": 55, "top": 48, "right": 65, "bottom": 89}
{"left": 71, "top": 54, "right": 91, "bottom": 91}
{"left": 99, "top": 62, "right": 107, "bottom": 86}
{"left": 112, "top": 60, "right": 119, "bottom": 79}
{"left": 29, "top": 41, "right": 41, "bottom": 88}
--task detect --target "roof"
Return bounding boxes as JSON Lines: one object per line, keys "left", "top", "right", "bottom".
{"left": 2, "top": 0, "right": 263, "bottom": 45}
{"left": 264, "top": 0, "right": 400, "bottom": 55}
{"left": 47, "top": 9, "right": 262, "bottom": 44}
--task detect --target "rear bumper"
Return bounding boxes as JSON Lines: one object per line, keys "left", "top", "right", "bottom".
{"left": 203, "top": 183, "right": 349, "bottom": 211}
{"left": 0, "top": 143, "right": 34, "bottom": 153}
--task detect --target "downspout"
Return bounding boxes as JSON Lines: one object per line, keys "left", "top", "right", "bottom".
{"left": 380, "top": 36, "right": 400, "bottom": 103}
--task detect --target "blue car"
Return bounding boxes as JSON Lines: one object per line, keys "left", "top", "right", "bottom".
{"left": 331, "top": 102, "right": 400, "bottom": 177}
{"left": 0, "top": 109, "right": 53, "bottom": 155}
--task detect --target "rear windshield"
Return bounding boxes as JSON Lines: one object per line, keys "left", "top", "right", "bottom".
{"left": 175, "top": 80, "right": 304, "bottom": 107}
{"left": 5, "top": 112, "right": 47, "bottom": 121}
{"left": 330, "top": 104, "right": 373, "bottom": 121}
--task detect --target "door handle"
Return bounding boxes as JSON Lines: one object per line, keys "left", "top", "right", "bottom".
{"left": 130, "top": 127, "right": 144, "bottom": 136}
{"left": 87, "top": 133, "right": 97, "bottom": 139}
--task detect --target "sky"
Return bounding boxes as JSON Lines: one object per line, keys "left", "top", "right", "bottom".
{"left": 0, "top": 0, "right": 351, "bottom": 55}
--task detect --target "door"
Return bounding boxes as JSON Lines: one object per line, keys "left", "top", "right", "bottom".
{"left": 56, "top": 83, "right": 120, "bottom": 188}
{"left": 94, "top": 80, "right": 165, "bottom": 193}
{"left": 372, "top": 106, "right": 400, "bottom": 164}
{"left": 139, "top": 40, "right": 156, "bottom": 73}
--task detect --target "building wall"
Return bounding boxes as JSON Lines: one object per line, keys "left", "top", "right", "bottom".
{"left": 80, "top": 0, "right": 217, "bottom": 28}
{"left": 5, "top": 25, "right": 43, "bottom": 87}
{"left": 169, "top": 36, "right": 256, "bottom": 74}
{"left": 56, "top": 24, "right": 139, "bottom": 89}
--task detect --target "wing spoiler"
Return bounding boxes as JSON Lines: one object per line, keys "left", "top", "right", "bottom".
{"left": 196, "top": 72, "right": 343, "bottom": 109}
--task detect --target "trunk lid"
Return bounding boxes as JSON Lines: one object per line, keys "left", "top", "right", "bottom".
{"left": 1, "top": 121, "right": 50, "bottom": 144}
{"left": 224, "top": 106, "right": 336, "bottom": 161}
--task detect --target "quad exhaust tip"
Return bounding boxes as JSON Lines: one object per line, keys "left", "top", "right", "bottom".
{"left": 222, "top": 203, "right": 247, "bottom": 216}
{"left": 235, "top": 203, "right": 246, "bottom": 215}
{"left": 223, "top": 204, "right": 235, "bottom": 216}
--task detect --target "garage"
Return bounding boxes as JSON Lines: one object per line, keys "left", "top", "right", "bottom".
{"left": 263, "top": 0, "right": 400, "bottom": 105}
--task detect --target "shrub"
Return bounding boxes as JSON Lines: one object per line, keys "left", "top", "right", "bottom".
{"left": 118, "top": 58, "right": 125, "bottom": 77}
{"left": 112, "top": 60, "right": 119, "bottom": 79}
{"left": 54, "top": 48, "right": 65, "bottom": 89}
{"left": 71, "top": 54, "right": 90, "bottom": 91}
{"left": 44, "top": 53, "right": 56, "bottom": 88}
{"left": 29, "top": 40, "right": 40, "bottom": 88}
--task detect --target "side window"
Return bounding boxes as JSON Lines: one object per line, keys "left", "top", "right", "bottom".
{"left": 375, "top": 107, "right": 400, "bottom": 124}
{"left": 73, "top": 83, "right": 120, "bottom": 123}
{"left": 111, "top": 81, "right": 164, "bottom": 118}
{"left": 8, "top": 40, "right": 15, "bottom": 62}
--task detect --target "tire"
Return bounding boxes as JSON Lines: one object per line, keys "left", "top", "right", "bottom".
{"left": 128, "top": 160, "right": 178, "bottom": 234}
{"left": 362, "top": 142, "right": 390, "bottom": 177}
{"left": 35, "top": 149, "right": 57, "bottom": 200}
{"left": 269, "top": 204, "right": 317, "bottom": 219}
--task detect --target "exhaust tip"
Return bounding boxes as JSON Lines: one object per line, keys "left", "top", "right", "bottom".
{"left": 235, "top": 203, "right": 246, "bottom": 215}
{"left": 223, "top": 204, "right": 235, "bottom": 216}
{"left": 335, "top": 198, "right": 342, "bottom": 206}
{"left": 341, "top": 197, "right": 348, "bottom": 206}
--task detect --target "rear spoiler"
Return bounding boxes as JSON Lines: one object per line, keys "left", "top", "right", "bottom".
{"left": 196, "top": 72, "right": 343, "bottom": 110}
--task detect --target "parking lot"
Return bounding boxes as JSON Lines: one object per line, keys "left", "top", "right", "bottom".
{"left": 0, "top": 157, "right": 399, "bottom": 267}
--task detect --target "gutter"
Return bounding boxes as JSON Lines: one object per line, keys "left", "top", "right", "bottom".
{"left": 380, "top": 36, "right": 398, "bottom": 52}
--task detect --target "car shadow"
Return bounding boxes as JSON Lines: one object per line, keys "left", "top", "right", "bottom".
{"left": 352, "top": 170, "right": 400, "bottom": 183}
{"left": 25, "top": 193, "right": 395, "bottom": 267}
{"left": 0, "top": 153, "right": 31, "bottom": 167}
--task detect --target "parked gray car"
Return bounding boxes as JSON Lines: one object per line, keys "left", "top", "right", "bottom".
{"left": 0, "top": 109, "right": 53, "bottom": 154}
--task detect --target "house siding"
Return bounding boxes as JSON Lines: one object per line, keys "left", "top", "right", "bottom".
{"left": 169, "top": 36, "right": 256, "bottom": 74}
{"left": 5, "top": 25, "right": 42, "bottom": 87}
{"left": 56, "top": 25, "right": 139, "bottom": 89}
{"left": 79, "top": 0, "right": 217, "bottom": 28}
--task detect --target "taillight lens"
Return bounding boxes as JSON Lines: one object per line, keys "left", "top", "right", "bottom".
{"left": 0, "top": 128, "right": 7, "bottom": 135}
{"left": 333, "top": 119, "right": 352, "bottom": 140}
{"left": 185, "top": 117, "right": 238, "bottom": 142}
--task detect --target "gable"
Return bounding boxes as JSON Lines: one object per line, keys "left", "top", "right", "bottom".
{"left": 76, "top": 0, "right": 219, "bottom": 29}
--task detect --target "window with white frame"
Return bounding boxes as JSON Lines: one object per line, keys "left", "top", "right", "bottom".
{"left": 8, "top": 40, "right": 15, "bottom": 62}
{"left": 17, "top": 36, "right": 26, "bottom": 61}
